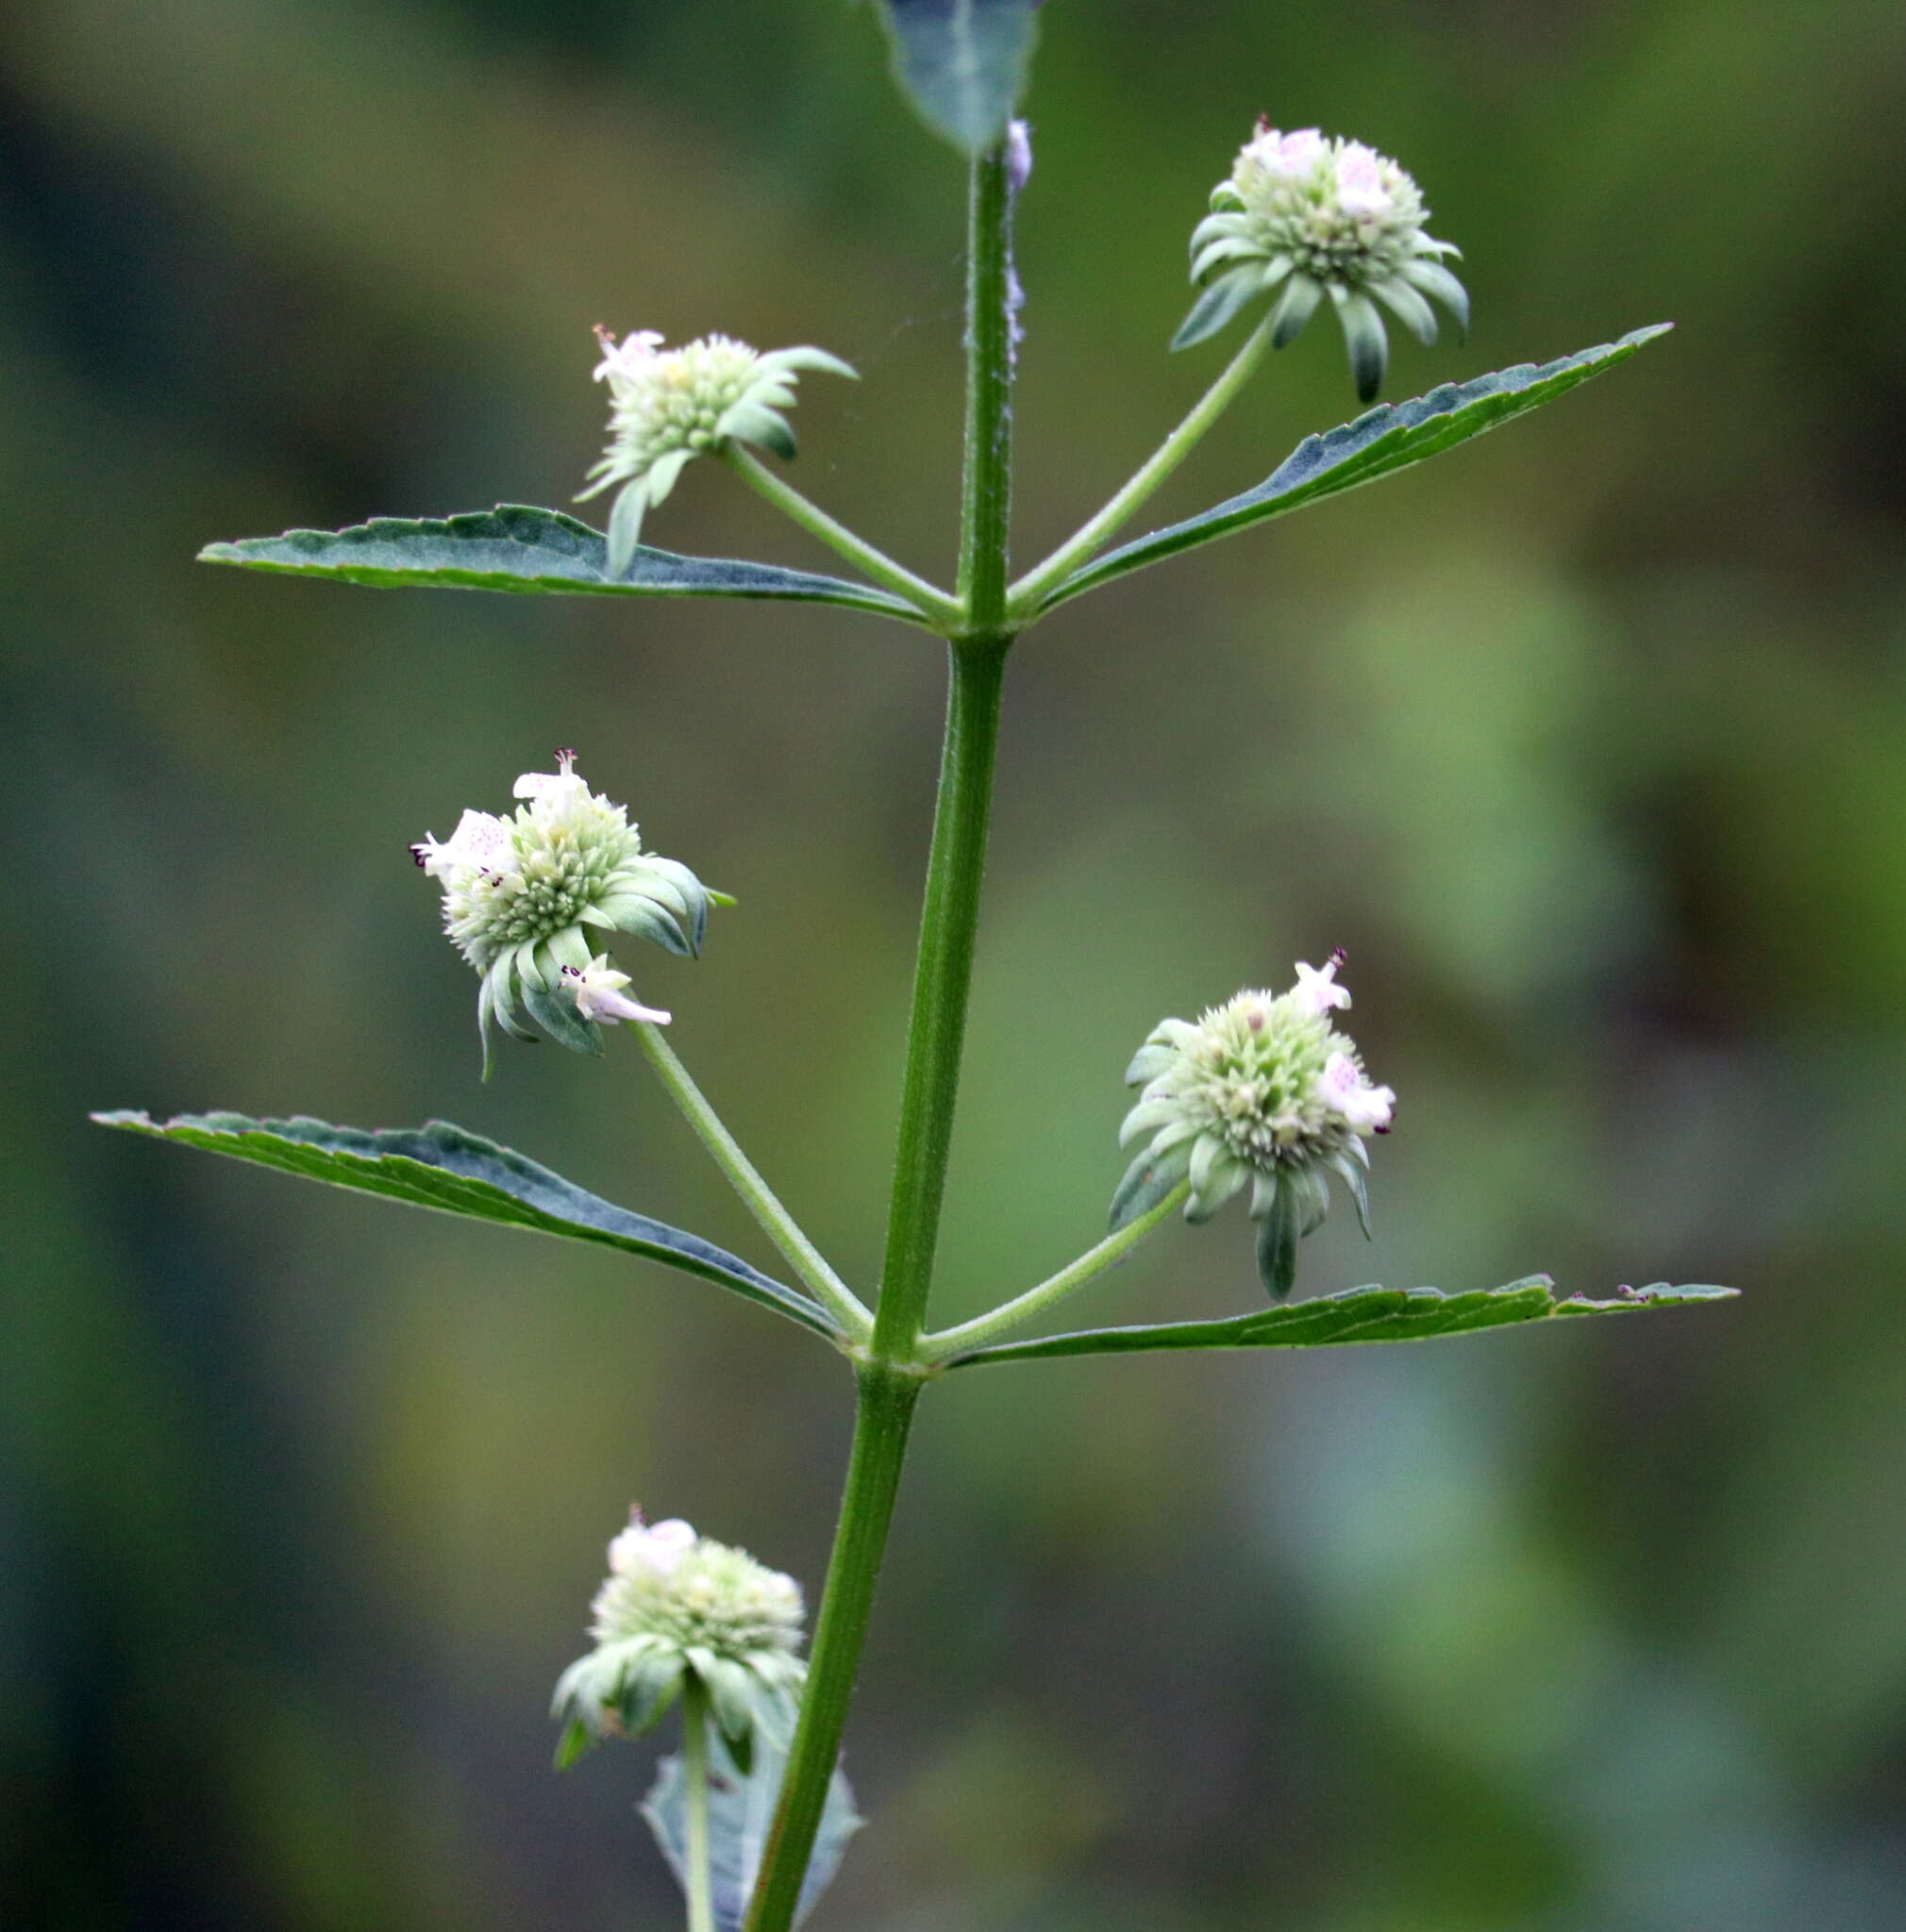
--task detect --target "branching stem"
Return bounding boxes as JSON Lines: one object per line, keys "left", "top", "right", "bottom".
{"left": 1007, "top": 313, "right": 1274, "bottom": 618}
{"left": 636, "top": 1022, "right": 872, "bottom": 1341}
{"left": 741, "top": 141, "right": 1019, "bottom": 1932}
{"left": 723, "top": 444, "right": 962, "bottom": 628}
{"left": 920, "top": 1181, "right": 1189, "bottom": 1361}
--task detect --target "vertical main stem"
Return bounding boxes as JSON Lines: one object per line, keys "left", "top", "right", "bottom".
{"left": 743, "top": 142, "right": 1019, "bottom": 1932}
{"left": 956, "top": 142, "right": 1016, "bottom": 632}
{"left": 869, "top": 637, "right": 1008, "bottom": 1357}
{"left": 740, "top": 1369, "right": 921, "bottom": 1932}
{"left": 873, "top": 139, "right": 1018, "bottom": 1359}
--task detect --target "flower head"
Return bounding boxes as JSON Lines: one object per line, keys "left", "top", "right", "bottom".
{"left": 552, "top": 1510, "right": 808, "bottom": 1770}
{"left": 411, "top": 749, "right": 713, "bottom": 1074}
{"left": 1112, "top": 954, "right": 1396, "bottom": 1300}
{"left": 578, "top": 328, "right": 857, "bottom": 575}
{"left": 1176, "top": 121, "right": 1468, "bottom": 401}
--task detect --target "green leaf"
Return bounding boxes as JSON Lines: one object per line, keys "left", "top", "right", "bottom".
{"left": 644, "top": 1738, "right": 861, "bottom": 1932}
{"left": 876, "top": 0, "right": 1041, "bottom": 153}
{"left": 92, "top": 1110, "right": 842, "bottom": 1341}
{"left": 1036, "top": 325, "right": 1672, "bottom": 612}
{"left": 943, "top": 1277, "right": 1736, "bottom": 1368}
{"left": 198, "top": 505, "right": 927, "bottom": 624}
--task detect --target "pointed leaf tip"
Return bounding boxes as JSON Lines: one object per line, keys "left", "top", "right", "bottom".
{"left": 195, "top": 506, "right": 927, "bottom": 623}
{"left": 92, "top": 1108, "right": 842, "bottom": 1340}
{"left": 944, "top": 1276, "right": 1737, "bottom": 1368}
{"left": 1035, "top": 326, "right": 1674, "bottom": 613}
{"left": 877, "top": 0, "right": 1041, "bottom": 152}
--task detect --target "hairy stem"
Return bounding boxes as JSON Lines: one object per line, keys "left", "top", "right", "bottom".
{"left": 1007, "top": 312, "right": 1274, "bottom": 618}
{"left": 723, "top": 444, "right": 961, "bottom": 628}
{"left": 742, "top": 142, "right": 1020, "bottom": 1932}
{"left": 920, "top": 1180, "right": 1189, "bottom": 1361}
{"left": 681, "top": 1679, "right": 716, "bottom": 1932}
{"left": 869, "top": 638, "right": 1008, "bottom": 1357}
{"left": 637, "top": 1022, "right": 872, "bottom": 1340}
{"left": 956, "top": 143, "right": 1017, "bottom": 634}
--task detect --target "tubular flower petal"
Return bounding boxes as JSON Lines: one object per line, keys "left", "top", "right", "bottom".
{"left": 552, "top": 1510, "right": 809, "bottom": 1767}
{"left": 1175, "top": 120, "right": 1467, "bottom": 401}
{"left": 577, "top": 327, "right": 858, "bottom": 575}
{"left": 1112, "top": 953, "right": 1394, "bottom": 1299}
{"left": 411, "top": 748, "right": 712, "bottom": 1073}
{"left": 563, "top": 956, "right": 672, "bottom": 1027}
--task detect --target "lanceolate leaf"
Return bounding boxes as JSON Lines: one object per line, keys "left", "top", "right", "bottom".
{"left": 1037, "top": 325, "right": 1672, "bottom": 612}
{"left": 943, "top": 1276, "right": 1735, "bottom": 1368}
{"left": 644, "top": 1740, "right": 861, "bottom": 1932}
{"left": 92, "top": 1110, "right": 842, "bottom": 1341}
{"left": 198, "top": 506, "right": 926, "bottom": 624}
{"left": 877, "top": 0, "right": 1041, "bottom": 152}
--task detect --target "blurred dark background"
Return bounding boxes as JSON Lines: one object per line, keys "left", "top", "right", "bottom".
{"left": 6, "top": 2, "right": 1905, "bottom": 1926}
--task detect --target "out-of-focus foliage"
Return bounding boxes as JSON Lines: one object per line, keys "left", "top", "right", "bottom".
{"left": 4, "top": 3, "right": 1904, "bottom": 1928}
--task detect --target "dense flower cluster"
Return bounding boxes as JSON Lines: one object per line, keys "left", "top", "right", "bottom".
{"left": 1113, "top": 952, "right": 1396, "bottom": 1299}
{"left": 411, "top": 750, "right": 712, "bottom": 1071}
{"left": 552, "top": 1512, "right": 808, "bottom": 1768}
{"left": 1177, "top": 122, "right": 1468, "bottom": 400}
{"left": 578, "top": 329, "right": 856, "bottom": 573}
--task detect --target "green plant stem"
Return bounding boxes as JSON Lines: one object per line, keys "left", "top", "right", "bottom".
{"left": 742, "top": 142, "right": 1020, "bottom": 1932}
{"left": 868, "top": 640, "right": 1008, "bottom": 1357}
{"left": 680, "top": 1679, "right": 717, "bottom": 1932}
{"left": 871, "top": 139, "right": 1019, "bottom": 1361}
{"left": 722, "top": 444, "right": 962, "bottom": 629}
{"left": 741, "top": 1367, "right": 921, "bottom": 1932}
{"left": 1006, "top": 312, "right": 1274, "bottom": 619}
{"left": 636, "top": 1022, "right": 872, "bottom": 1341}
{"left": 956, "top": 143, "right": 1017, "bottom": 634}
{"left": 919, "top": 1180, "right": 1189, "bottom": 1361}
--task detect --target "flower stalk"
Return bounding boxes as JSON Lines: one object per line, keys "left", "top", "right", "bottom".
{"left": 921, "top": 1178, "right": 1191, "bottom": 1362}
{"left": 720, "top": 443, "right": 962, "bottom": 628}
{"left": 680, "top": 1680, "right": 717, "bottom": 1932}
{"left": 635, "top": 1022, "right": 872, "bottom": 1340}
{"left": 1008, "top": 312, "right": 1275, "bottom": 617}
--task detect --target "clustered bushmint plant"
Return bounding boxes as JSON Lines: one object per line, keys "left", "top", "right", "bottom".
{"left": 100, "top": 8, "right": 1734, "bottom": 1929}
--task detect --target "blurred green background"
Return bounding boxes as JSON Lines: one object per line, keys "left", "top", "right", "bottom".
{"left": 7, "top": 2, "right": 1905, "bottom": 1926}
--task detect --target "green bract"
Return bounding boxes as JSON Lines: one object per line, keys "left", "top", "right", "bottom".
{"left": 579, "top": 330, "right": 857, "bottom": 575}
{"left": 1113, "top": 955, "right": 1395, "bottom": 1300}
{"left": 410, "top": 750, "right": 714, "bottom": 1074}
{"left": 1178, "top": 124, "right": 1468, "bottom": 401}
{"left": 553, "top": 1515, "right": 809, "bottom": 1773}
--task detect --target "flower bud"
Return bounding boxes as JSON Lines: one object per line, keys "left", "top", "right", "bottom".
{"left": 577, "top": 329, "right": 857, "bottom": 575}
{"left": 1176, "top": 122, "right": 1469, "bottom": 402}
{"left": 411, "top": 749, "right": 714, "bottom": 1074}
{"left": 552, "top": 1510, "right": 808, "bottom": 1770}
{"left": 1112, "top": 951, "right": 1395, "bottom": 1300}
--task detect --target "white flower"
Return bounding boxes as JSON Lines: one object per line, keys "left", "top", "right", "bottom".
{"left": 577, "top": 328, "right": 857, "bottom": 575}
{"left": 1332, "top": 141, "right": 1394, "bottom": 218}
{"left": 1293, "top": 950, "right": 1351, "bottom": 1015}
{"left": 412, "top": 747, "right": 715, "bottom": 1072}
{"left": 553, "top": 1509, "right": 810, "bottom": 1768}
{"left": 410, "top": 808, "right": 512, "bottom": 881}
{"left": 1178, "top": 122, "right": 1468, "bottom": 401}
{"left": 1322, "top": 1053, "right": 1396, "bottom": 1134}
{"left": 1242, "top": 124, "right": 1326, "bottom": 178}
{"left": 562, "top": 955, "right": 671, "bottom": 1027}
{"left": 1113, "top": 956, "right": 1395, "bottom": 1298}
{"left": 608, "top": 1512, "right": 698, "bottom": 1581}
